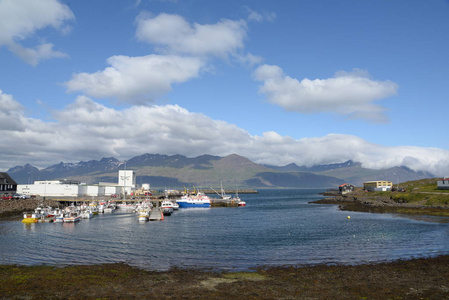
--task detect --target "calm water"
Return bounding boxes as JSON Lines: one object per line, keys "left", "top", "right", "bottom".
{"left": 1, "top": 189, "right": 448, "bottom": 271}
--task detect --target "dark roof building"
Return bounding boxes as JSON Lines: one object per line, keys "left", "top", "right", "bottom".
{"left": 0, "top": 172, "right": 17, "bottom": 195}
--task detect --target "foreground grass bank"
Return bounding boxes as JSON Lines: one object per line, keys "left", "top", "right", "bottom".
{"left": 1, "top": 255, "right": 448, "bottom": 299}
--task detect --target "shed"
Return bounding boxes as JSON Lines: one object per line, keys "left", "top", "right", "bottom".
{"left": 0, "top": 172, "right": 17, "bottom": 195}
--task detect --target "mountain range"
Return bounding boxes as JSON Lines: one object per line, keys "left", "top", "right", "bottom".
{"left": 6, "top": 153, "right": 433, "bottom": 189}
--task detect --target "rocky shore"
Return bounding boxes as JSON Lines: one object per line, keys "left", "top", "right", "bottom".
{"left": 312, "top": 189, "right": 449, "bottom": 217}
{"left": 1, "top": 255, "right": 449, "bottom": 299}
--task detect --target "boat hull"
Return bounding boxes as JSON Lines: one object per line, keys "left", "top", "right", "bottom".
{"left": 176, "top": 201, "right": 210, "bottom": 208}
{"left": 22, "top": 218, "right": 38, "bottom": 223}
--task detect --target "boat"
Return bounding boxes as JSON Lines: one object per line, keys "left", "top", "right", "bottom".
{"left": 137, "top": 209, "right": 150, "bottom": 221}
{"left": 80, "top": 209, "right": 93, "bottom": 219}
{"left": 54, "top": 212, "right": 65, "bottom": 223}
{"left": 22, "top": 211, "right": 40, "bottom": 223}
{"left": 89, "top": 202, "right": 99, "bottom": 215}
{"left": 237, "top": 199, "right": 246, "bottom": 206}
{"left": 160, "top": 200, "right": 174, "bottom": 216}
{"left": 117, "top": 202, "right": 136, "bottom": 211}
{"left": 176, "top": 192, "right": 211, "bottom": 208}
{"left": 22, "top": 205, "right": 54, "bottom": 223}
{"left": 210, "top": 182, "right": 232, "bottom": 200}
{"left": 103, "top": 202, "right": 115, "bottom": 213}
{"left": 63, "top": 211, "right": 81, "bottom": 223}
{"left": 232, "top": 189, "right": 245, "bottom": 206}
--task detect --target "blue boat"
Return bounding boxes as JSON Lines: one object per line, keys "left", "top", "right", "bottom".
{"left": 176, "top": 192, "right": 211, "bottom": 208}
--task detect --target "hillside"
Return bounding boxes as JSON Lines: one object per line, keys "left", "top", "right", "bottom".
{"left": 6, "top": 153, "right": 433, "bottom": 189}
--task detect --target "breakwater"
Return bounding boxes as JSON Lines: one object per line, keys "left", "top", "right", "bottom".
{"left": 0, "top": 198, "right": 61, "bottom": 219}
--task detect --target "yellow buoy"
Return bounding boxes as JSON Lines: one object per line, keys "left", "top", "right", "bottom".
{"left": 347, "top": 216, "right": 351, "bottom": 219}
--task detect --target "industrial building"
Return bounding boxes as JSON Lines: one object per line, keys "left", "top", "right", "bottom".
{"left": 16, "top": 170, "right": 143, "bottom": 198}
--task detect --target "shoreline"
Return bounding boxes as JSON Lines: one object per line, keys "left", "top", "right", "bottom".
{"left": 312, "top": 189, "right": 449, "bottom": 217}
{"left": 1, "top": 255, "right": 448, "bottom": 299}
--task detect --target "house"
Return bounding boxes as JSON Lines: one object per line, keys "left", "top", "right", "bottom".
{"left": 437, "top": 178, "right": 449, "bottom": 190}
{"left": 339, "top": 183, "right": 355, "bottom": 194}
{"left": 363, "top": 180, "right": 393, "bottom": 192}
{"left": 0, "top": 172, "right": 17, "bottom": 195}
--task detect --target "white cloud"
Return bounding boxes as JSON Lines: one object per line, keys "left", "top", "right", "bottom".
{"left": 0, "top": 0, "right": 74, "bottom": 65}
{"left": 135, "top": 12, "right": 248, "bottom": 59}
{"left": 1, "top": 96, "right": 449, "bottom": 176}
{"left": 254, "top": 65, "right": 399, "bottom": 123}
{"left": 65, "top": 54, "right": 204, "bottom": 104}
{"left": 245, "top": 7, "right": 277, "bottom": 23}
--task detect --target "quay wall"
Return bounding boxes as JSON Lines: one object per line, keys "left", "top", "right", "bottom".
{"left": 0, "top": 198, "right": 61, "bottom": 219}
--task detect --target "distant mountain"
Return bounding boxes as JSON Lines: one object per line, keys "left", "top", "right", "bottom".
{"left": 126, "top": 153, "right": 220, "bottom": 169}
{"left": 265, "top": 160, "right": 360, "bottom": 172}
{"left": 6, "top": 154, "right": 434, "bottom": 189}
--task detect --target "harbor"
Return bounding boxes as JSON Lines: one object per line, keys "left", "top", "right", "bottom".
{"left": 1, "top": 188, "right": 449, "bottom": 299}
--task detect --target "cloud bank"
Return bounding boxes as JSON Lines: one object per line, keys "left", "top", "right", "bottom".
{"left": 1, "top": 91, "right": 448, "bottom": 176}
{"left": 254, "top": 65, "right": 398, "bottom": 123}
{"left": 0, "top": 0, "right": 74, "bottom": 65}
{"left": 135, "top": 12, "right": 248, "bottom": 58}
{"left": 65, "top": 55, "right": 204, "bottom": 104}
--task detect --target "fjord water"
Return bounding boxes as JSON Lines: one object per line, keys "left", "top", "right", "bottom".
{"left": 1, "top": 189, "right": 448, "bottom": 271}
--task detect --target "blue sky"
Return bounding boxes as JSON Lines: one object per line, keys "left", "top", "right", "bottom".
{"left": 1, "top": 0, "right": 449, "bottom": 175}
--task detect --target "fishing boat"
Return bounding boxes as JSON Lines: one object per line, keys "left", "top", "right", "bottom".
{"left": 103, "top": 202, "right": 115, "bottom": 213}
{"left": 117, "top": 202, "right": 136, "bottom": 211}
{"left": 160, "top": 200, "right": 174, "bottom": 216}
{"left": 22, "top": 211, "right": 40, "bottom": 223}
{"left": 176, "top": 192, "right": 211, "bottom": 208}
{"left": 231, "top": 189, "right": 245, "bottom": 206}
{"left": 210, "top": 182, "right": 232, "bottom": 200}
{"left": 22, "top": 206, "right": 53, "bottom": 223}
{"left": 80, "top": 209, "right": 93, "bottom": 219}
{"left": 63, "top": 211, "right": 81, "bottom": 223}
{"left": 89, "top": 202, "right": 99, "bottom": 215}
{"left": 137, "top": 209, "right": 150, "bottom": 221}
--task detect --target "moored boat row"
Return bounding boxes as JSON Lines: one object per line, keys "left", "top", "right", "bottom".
{"left": 21, "top": 192, "right": 245, "bottom": 223}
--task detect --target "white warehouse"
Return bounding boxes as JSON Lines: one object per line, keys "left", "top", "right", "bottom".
{"left": 17, "top": 170, "right": 135, "bottom": 198}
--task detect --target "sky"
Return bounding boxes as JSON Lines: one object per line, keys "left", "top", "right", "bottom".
{"left": 1, "top": 0, "right": 449, "bottom": 176}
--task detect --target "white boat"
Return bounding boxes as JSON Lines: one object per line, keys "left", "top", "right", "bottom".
{"left": 211, "top": 182, "right": 231, "bottom": 200}
{"left": 137, "top": 209, "right": 150, "bottom": 221}
{"left": 80, "top": 210, "right": 93, "bottom": 219}
{"left": 63, "top": 212, "right": 81, "bottom": 223}
{"left": 54, "top": 213, "right": 65, "bottom": 223}
{"left": 232, "top": 189, "right": 245, "bottom": 206}
{"left": 176, "top": 192, "right": 211, "bottom": 208}
{"left": 117, "top": 202, "right": 136, "bottom": 211}
{"left": 89, "top": 203, "right": 99, "bottom": 215}
{"left": 103, "top": 202, "right": 115, "bottom": 213}
{"left": 160, "top": 200, "right": 174, "bottom": 216}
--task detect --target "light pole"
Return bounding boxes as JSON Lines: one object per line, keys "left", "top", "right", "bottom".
{"left": 122, "top": 160, "right": 127, "bottom": 200}
{"left": 393, "top": 173, "right": 399, "bottom": 190}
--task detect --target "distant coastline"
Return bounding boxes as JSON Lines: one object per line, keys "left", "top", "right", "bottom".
{"left": 312, "top": 188, "right": 449, "bottom": 217}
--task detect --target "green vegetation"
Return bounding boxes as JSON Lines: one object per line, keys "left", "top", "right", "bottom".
{"left": 368, "top": 178, "right": 449, "bottom": 206}
{"left": 1, "top": 256, "right": 449, "bottom": 299}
